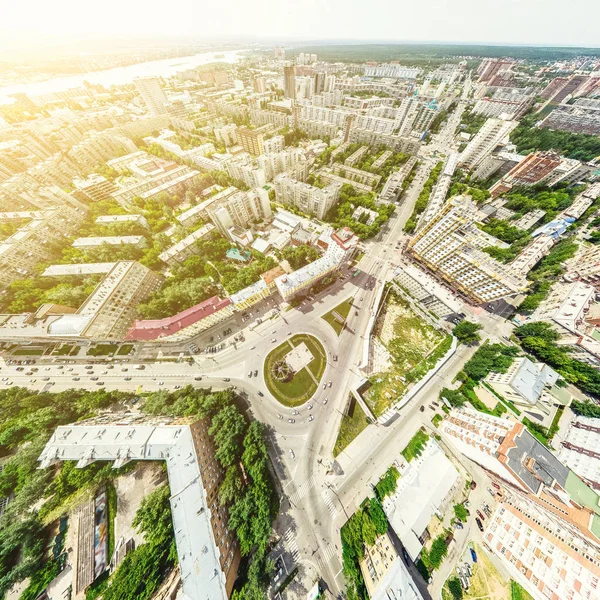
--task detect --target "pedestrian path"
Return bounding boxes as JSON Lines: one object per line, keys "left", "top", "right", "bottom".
{"left": 321, "top": 489, "right": 337, "bottom": 518}
{"left": 289, "top": 476, "right": 315, "bottom": 504}
{"left": 316, "top": 544, "right": 337, "bottom": 571}
{"left": 284, "top": 527, "right": 300, "bottom": 563}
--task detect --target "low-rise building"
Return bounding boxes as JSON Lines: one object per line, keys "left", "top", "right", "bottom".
{"left": 158, "top": 223, "right": 216, "bottom": 265}
{"left": 73, "top": 174, "right": 117, "bottom": 202}
{"left": 229, "top": 279, "right": 270, "bottom": 310}
{"left": 72, "top": 235, "right": 147, "bottom": 249}
{"left": 95, "top": 214, "right": 149, "bottom": 228}
{"left": 125, "top": 295, "right": 233, "bottom": 342}
{"left": 38, "top": 414, "right": 240, "bottom": 600}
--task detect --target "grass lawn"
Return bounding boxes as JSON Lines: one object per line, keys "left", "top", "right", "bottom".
{"left": 432, "top": 414, "right": 443, "bottom": 428}
{"left": 364, "top": 287, "right": 445, "bottom": 416}
{"left": 116, "top": 344, "right": 134, "bottom": 356}
{"left": 264, "top": 334, "right": 326, "bottom": 406}
{"left": 12, "top": 347, "right": 45, "bottom": 356}
{"left": 87, "top": 344, "right": 116, "bottom": 356}
{"left": 52, "top": 344, "right": 74, "bottom": 356}
{"left": 511, "top": 581, "right": 534, "bottom": 600}
{"left": 401, "top": 429, "right": 429, "bottom": 462}
{"left": 333, "top": 399, "right": 370, "bottom": 457}
{"left": 322, "top": 298, "right": 354, "bottom": 336}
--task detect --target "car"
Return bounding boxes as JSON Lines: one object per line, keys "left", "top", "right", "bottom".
{"left": 250, "top": 346, "right": 256, "bottom": 350}
{"left": 475, "top": 518, "right": 484, "bottom": 532}
{"left": 107, "top": 365, "right": 114, "bottom": 369}
{"left": 429, "top": 404, "right": 436, "bottom": 410}
{"left": 328, "top": 381, "right": 332, "bottom": 388}
{"left": 292, "top": 410, "right": 299, "bottom": 415}
{"left": 289, "top": 449, "right": 295, "bottom": 459}
{"left": 16, "top": 367, "right": 24, "bottom": 371}
{"left": 287, "top": 331, "right": 291, "bottom": 335}
{"left": 258, "top": 391, "right": 264, "bottom": 397}
{"left": 308, "top": 404, "right": 313, "bottom": 410}
{"left": 288, "top": 419, "right": 295, "bottom": 423}
{"left": 270, "top": 338, "right": 276, "bottom": 343}
{"left": 121, "top": 368, "right": 129, "bottom": 372}
{"left": 483, "top": 505, "right": 492, "bottom": 517}
{"left": 419, "top": 406, "right": 425, "bottom": 412}
{"left": 402, "top": 548, "right": 410, "bottom": 565}
{"left": 254, "top": 370, "right": 258, "bottom": 377}
{"left": 194, "top": 376, "right": 203, "bottom": 381}
{"left": 476, "top": 510, "right": 485, "bottom": 521}
{"left": 158, "top": 381, "right": 164, "bottom": 386}
{"left": 454, "top": 521, "right": 464, "bottom": 530}
{"left": 72, "top": 377, "right": 80, "bottom": 381}
{"left": 91, "top": 376, "right": 99, "bottom": 381}
{"left": 323, "top": 398, "right": 328, "bottom": 404}
{"left": 492, "top": 482, "right": 500, "bottom": 490}
{"left": 85, "top": 365, "right": 93, "bottom": 370}
{"left": 223, "top": 378, "right": 230, "bottom": 382}
{"left": 174, "top": 385, "right": 181, "bottom": 390}
{"left": 355, "top": 310, "right": 359, "bottom": 316}
{"left": 124, "top": 377, "right": 132, "bottom": 381}
{"left": 487, "top": 487, "right": 495, "bottom": 497}
{"left": 248, "top": 371, "right": 252, "bottom": 378}
{"left": 308, "top": 415, "right": 314, "bottom": 422}
{"left": 323, "top": 383, "right": 327, "bottom": 389}
{"left": 333, "top": 355, "right": 338, "bottom": 362}
{"left": 96, "top": 381, "right": 104, "bottom": 386}
{"left": 277, "top": 414, "right": 283, "bottom": 419}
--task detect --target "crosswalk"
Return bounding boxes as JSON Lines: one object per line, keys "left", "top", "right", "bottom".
{"left": 284, "top": 527, "right": 300, "bottom": 563}
{"left": 321, "top": 489, "right": 337, "bottom": 518}
{"left": 317, "top": 544, "right": 337, "bottom": 571}
{"left": 288, "top": 476, "right": 315, "bottom": 504}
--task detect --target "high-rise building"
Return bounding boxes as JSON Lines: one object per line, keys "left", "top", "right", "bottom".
{"left": 459, "top": 117, "right": 518, "bottom": 171}
{"left": 284, "top": 65, "right": 297, "bottom": 100}
{"left": 253, "top": 76, "right": 267, "bottom": 94}
{"left": 441, "top": 407, "right": 600, "bottom": 600}
{"left": 314, "top": 72, "right": 326, "bottom": 95}
{"left": 274, "top": 174, "right": 340, "bottom": 219}
{"left": 408, "top": 195, "right": 527, "bottom": 303}
{"left": 235, "top": 127, "right": 265, "bottom": 156}
{"left": 489, "top": 150, "right": 563, "bottom": 198}
{"left": 134, "top": 77, "right": 170, "bottom": 116}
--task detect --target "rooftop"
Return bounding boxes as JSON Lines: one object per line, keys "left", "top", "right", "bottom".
{"left": 42, "top": 263, "right": 116, "bottom": 277}
{"left": 37, "top": 416, "right": 228, "bottom": 600}
{"left": 72, "top": 236, "right": 146, "bottom": 248}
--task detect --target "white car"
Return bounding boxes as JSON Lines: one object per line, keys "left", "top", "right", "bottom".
{"left": 308, "top": 404, "right": 313, "bottom": 410}
{"left": 323, "top": 383, "right": 327, "bottom": 389}
{"left": 323, "top": 398, "right": 328, "bottom": 405}
{"left": 308, "top": 415, "right": 314, "bottom": 422}
{"left": 289, "top": 449, "right": 295, "bottom": 459}
{"left": 270, "top": 338, "right": 277, "bottom": 343}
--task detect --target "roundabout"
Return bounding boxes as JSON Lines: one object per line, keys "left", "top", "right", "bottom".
{"left": 263, "top": 334, "right": 327, "bottom": 407}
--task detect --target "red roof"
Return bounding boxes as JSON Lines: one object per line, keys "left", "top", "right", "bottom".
{"left": 125, "top": 296, "right": 232, "bottom": 341}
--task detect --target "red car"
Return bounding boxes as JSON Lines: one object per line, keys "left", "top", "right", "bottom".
{"left": 476, "top": 510, "right": 485, "bottom": 521}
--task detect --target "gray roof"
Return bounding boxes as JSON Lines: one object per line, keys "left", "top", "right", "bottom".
{"left": 505, "top": 428, "right": 569, "bottom": 494}
{"left": 511, "top": 358, "right": 559, "bottom": 404}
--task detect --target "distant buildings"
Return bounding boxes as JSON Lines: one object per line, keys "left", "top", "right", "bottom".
{"left": 134, "top": 77, "right": 170, "bottom": 116}
{"left": 158, "top": 223, "right": 216, "bottom": 265}
{"left": 477, "top": 58, "right": 514, "bottom": 84}
{"left": 235, "top": 126, "right": 265, "bottom": 156}
{"left": 472, "top": 87, "right": 535, "bottom": 119}
{"left": 408, "top": 195, "right": 527, "bottom": 304}
{"left": 441, "top": 407, "right": 600, "bottom": 600}
{"left": 73, "top": 174, "right": 117, "bottom": 203}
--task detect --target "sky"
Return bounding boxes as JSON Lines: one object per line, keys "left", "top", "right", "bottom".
{"left": 1, "top": 0, "right": 599, "bottom": 52}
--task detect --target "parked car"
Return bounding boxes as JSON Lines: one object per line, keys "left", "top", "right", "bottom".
{"left": 323, "top": 398, "right": 328, "bottom": 404}
{"left": 475, "top": 518, "right": 484, "bottom": 532}
{"left": 476, "top": 510, "right": 485, "bottom": 521}
{"left": 257, "top": 391, "right": 264, "bottom": 397}
{"left": 288, "top": 419, "right": 295, "bottom": 423}
{"left": 289, "top": 449, "right": 295, "bottom": 459}
{"left": 254, "top": 370, "right": 258, "bottom": 377}
{"left": 308, "top": 415, "right": 314, "bottom": 422}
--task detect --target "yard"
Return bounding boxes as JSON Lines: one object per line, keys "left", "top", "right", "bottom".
{"left": 441, "top": 544, "right": 531, "bottom": 600}
{"left": 401, "top": 429, "right": 429, "bottom": 462}
{"left": 263, "top": 334, "right": 327, "bottom": 406}
{"left": 322, "top": 298, "right": 354, "bottom": 336}
{"left": 87, "top": 344, "right": 117, "bottom": 356}
{"left": 333, "top": 397, "right": 370, "bottom": 457}
{"left": 364, "top": 287, "right": 446, "bottom": 416}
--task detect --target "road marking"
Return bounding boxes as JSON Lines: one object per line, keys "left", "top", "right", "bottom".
{"left": 284, "top": 528, "right": 300, "bottom": 563}
{"left": 321, "top": 543, "right": 337, "bottom": 563}
{"left": 288, "top": 476, "right": 315, "bottom": 504}
{"left": 321, "top": 489, "right": 338, "bottom": 518}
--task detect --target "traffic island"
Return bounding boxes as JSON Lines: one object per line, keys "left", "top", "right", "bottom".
{"left": 263, "top": 334, "right": 326, "bottom": 407}
{"left": 321, "top": 297, "right": 354, "bottom": 336}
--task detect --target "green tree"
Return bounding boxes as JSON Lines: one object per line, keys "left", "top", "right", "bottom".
{"left": 209, "top": 405, "right": 247, "bottom": 468}
{"left": 453, "top": 321, "right": 482, "bottom": 345}
{"left": 454, "top": 503, "right": 469, "bottom": 522}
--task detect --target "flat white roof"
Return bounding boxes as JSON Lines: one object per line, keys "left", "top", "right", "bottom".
{"left": 42, "top": 263, "right": 116, "bottom": 277}
{"left": 230, "top": 278, "right": 268, "bottom": 305}
{"left": 72, "top": 236, "right": 145, "bottom": 248}
{"left": 382, "top": 440, "right": 460, "bottom": 561}
{"left": 38, "top": 418, "right": 228, "bottom": 600}
{"left": 95, "top": 215, "right": 145, "bottom": 224}
{"left": 275, "top": 253, "right": 339, "bottom": 293}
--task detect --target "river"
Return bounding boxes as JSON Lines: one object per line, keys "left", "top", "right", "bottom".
{"left": 0, "top": 48, "right": 246, "bottom": 105}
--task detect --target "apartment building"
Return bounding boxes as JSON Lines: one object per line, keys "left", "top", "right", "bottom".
{"left": 126, "top": 295, "right": 233, "bottom": 342}
{"left": 331, "top": 163, "right": 381, "bottom": 188}
{"left": 568, "top": 245, "right": 600, "bottom": 284}
{"left": 257, "top": 148, "right": 307, "bottom": 181}
{"left": 214, "top": 123, "right": 238, "bottom": 146}
{"left": 263, "top": 135, "right": 285, "bottom": 154}
{"left": 68, "top": 260, "right": 163, "bottom": 340}
{"left": 73, "top": 174, "right": 118, "bottom": 203}
{"left": 441, "top": 407, "right": 600, "bottom": 600}
{"left": 540, "top": 75, "right": 589, "bottom": 103}
{"left": 176, "top": 186, "right": 238, "bottom": 228}
{"left": 207, "top": 188, "right": 272, "bottom": 237}
{"left": 477, "top": 59, "right": 514, "bottom": 83}
{"left": 274, "top": 174, "right": 341, "bottom": 219}
{"left": 559, "top": 416, "right": 600, "bottom": 491}
{"left": 235, "top": 126, "right": 265, "bottom": 156}
{"left": 158, "top": 223, "right": 216, "bottom": 265}
{"left": 134, "top": 77, "right": 170, "bottom": 116}
{"left": 472, "top": 88, "right": 534, "bottom": 119}
{"left": 38, "top": 415, "right": 240, "bottom": 600}
{"left": 72, "top": 235, "right": 147, "bottom": 249}
{"left": 541, "top": 104, "right": 600, "bottom": 136}
{"left": 0, "top": 205, "right": 88, "bottom": 287}
{"left": 364, "top": 64, "right": 420, "bottom": 79}
{"left": 459, "top": 118, "right": 518, "bottom": 171}
{"left": 489, "top": 150, "right": 564, "bottom": 198}
{"left": 225, "top": 155, "right": 267, "bottom": 189}
{"left": 408, "top": 196, "right": 528, "bottom": 303}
